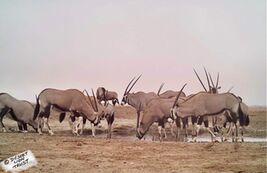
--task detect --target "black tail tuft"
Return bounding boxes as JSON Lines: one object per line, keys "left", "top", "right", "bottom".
{"left": 245, "top": 115, "right": 250, "bottom": 126}
{"left": 59, "top": 113, "right": 66, "bottom": 123}
{"left": 33, "top": 95, "right": 40, "bottom": 120}
{"left": 238, "top": 103, "right": 250, "bottom": 126}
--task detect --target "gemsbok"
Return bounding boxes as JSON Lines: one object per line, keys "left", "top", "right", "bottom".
{"left": 96, "top": 87, "right": 119, "bottom": 105}
{"left": 193, "top": 67, "right": 241, "bottom": 142}
{"left": 33, "top": 88, "right": 101, "bottom": 135}
{"left": 136, "top": 84, "right": 187, "bottom": 141}
{"left": 192, "top": 68, "right": 222, "bottom": 141}
{"left": 170, "top": 91, "right": 250, "bottom": 142}
{"left": 60, "top": 95, "right": 115, "bottom": 139}
{"left": 0, "top": 93, "right": 38, "bottom": 132}
{"left": 121, "top": 75, "right": 159, "bottom": 129}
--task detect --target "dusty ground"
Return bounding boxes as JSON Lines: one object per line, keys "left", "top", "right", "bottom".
{"left": 0, "top": 106, "right": 266, "bottom": 173}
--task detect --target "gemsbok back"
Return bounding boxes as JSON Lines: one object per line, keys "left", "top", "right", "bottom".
{"left": 157, "top": 83, "right": 186, "bottom": 99}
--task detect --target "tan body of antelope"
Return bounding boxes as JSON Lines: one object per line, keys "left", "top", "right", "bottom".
{"left": 0, "top": 93, "right": 38, "bottom": 132}
{"left": 96, "top": 87, "right": 119, "bottom": 105}
{"left": 171, "top": 92, "right": 250, "bottom": 142}
{"left": 33, "top": 88, "right": 101, "bottom": 135}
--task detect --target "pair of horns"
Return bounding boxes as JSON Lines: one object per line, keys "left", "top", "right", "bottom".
{"left": 84, "top": 89, "right": 98, "bottom": 112}
{"left": 193, "top": 67, "right": 220, "bottom": 92}
{"left": 172, "top": 83, "right": 187, "bottom": 108}
{"left": 123, "top": 75, "right": 142, "bottom": 96}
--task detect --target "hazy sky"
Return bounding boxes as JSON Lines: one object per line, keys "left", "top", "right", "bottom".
{"left": 0, "top": 0, "right": 266, "bottom": 106}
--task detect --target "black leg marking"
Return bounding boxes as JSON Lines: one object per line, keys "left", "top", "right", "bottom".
{"left": 197, "top": 116, "right": 203, "bottom": 125}
{"left": 23, "top": 123, "right": 27, "bottom": 131}
{"left": 204, "top": 119, "right": 209, "bottom": 128}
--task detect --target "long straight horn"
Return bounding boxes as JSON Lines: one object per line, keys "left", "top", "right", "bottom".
{"left": 84, "top": 89, "right": 96, "bottom": 112}
{"left": 193, "top": 68, "right": 207, "bottom": 92}
{"left": 172, "top": 83, "right": 187, "bottom": 108}
{"left": 208, "top": 72, "right": 215, "bottom": 88}
{"left": 227, "top": 86, "right": 234, "bottom": 93}
{"left": 157, "top": 83, "right": 165, "bottom": 95}
{"left": 124, "top": 77, "right": 136, "bottom": 95}
{"left": 127, "top": 74, "right": 142, "bottom": 94}
{"left": 216, "top": 72, "right": 219, "bottom": 88}
{"left": 203, "top": 67, "right": 211, "bottom": 91}
{"left": 91, "top": 89, "right": 98, "bottom": 112}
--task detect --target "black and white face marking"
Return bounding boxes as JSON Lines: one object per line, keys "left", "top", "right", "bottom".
{"left": 121, "top": 95, "right": 128, "bottom": 105}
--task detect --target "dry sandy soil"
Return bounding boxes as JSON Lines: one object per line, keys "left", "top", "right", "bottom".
{"left": 0, "top": 106, "right": 266, "bottom": 173}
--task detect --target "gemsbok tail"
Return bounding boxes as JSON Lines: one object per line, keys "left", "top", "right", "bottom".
{"left": 238, "top": 103, "right": 250, "bottom": 126}
{"left": 33, "top": 95, "right": 40, "bottom": 120}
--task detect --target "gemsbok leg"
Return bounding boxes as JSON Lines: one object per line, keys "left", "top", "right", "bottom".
{"left": 0, "top": 107, "right": 11, "bottom": 132}
{"left": 39, "top": 105, "right": 54, "bottom": 135}
{"left": 106, "top": 112, "right": 114, "bottom": 139}
{"left": 193, "top": 116, "right": 216, "bottom": 142}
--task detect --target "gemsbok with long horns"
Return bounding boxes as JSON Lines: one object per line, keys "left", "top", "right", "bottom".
{"left": 33, "top": 88, "right": 101, "bottom": 135}
{"left": 60, "top": 95, "right": 115, "bottom": 139}
{"left": 121, "top": 75, "right": 159, "bottom": 129}
{"left": 155, "top": 83, "right": 187, "bottom": 139}
{"left": 192, "top": 67, "right": 222, "bottom": 141}
{"left": 170, "top": 91, "right": 250, "bottom": 142}
{"left": 0, "top": 93, "right": 38, "bottom": 132}
{"left": 136, "top": 84, "right": 187, "bottom": 141}
{"left": 96, "top": 87, "right": 119, "bottom": 105}
{"left": 193, "top": 67, "right": 240, "bottom": 142}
